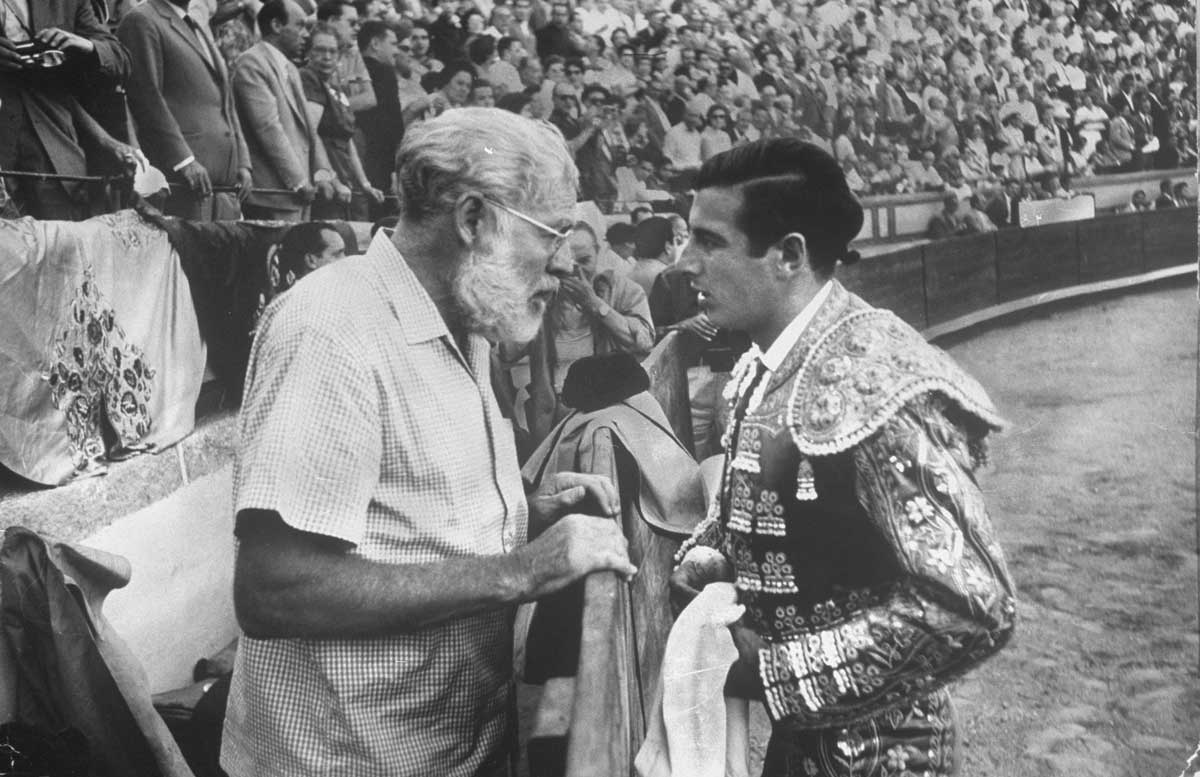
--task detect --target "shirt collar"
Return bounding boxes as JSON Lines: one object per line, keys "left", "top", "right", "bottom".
{"left": 166, "top": 2, "right": 188, "bottom": 20}
{"left": 366, "top": 231, "right": 452, "bottom": 345}
{"left": 759, "top": 280, "right": 833, "bottom": 372}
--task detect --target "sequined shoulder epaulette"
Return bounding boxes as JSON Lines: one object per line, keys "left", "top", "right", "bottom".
{"left": 786, "top": 306, "right": 1004, "bottom": 457}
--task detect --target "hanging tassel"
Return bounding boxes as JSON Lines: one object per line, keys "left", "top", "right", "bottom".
{"left": 795, "top": 459, "right": 817, "bottom": 501}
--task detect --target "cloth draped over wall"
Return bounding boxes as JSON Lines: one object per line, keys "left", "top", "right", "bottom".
{"left": 0, "top": 210, "right": 205, "bottom": 486}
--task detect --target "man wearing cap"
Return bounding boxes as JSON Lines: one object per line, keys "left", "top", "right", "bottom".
{"left": 670, "top": 138, "right": 1015, "bottom": 776}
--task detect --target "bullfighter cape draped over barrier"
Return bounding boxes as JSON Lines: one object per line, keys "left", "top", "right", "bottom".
{"left": 0, "top": 211, "right": 205, "bottom": 485}
{"left": 677, "top": 280, "right": 1016, "bottom": 775}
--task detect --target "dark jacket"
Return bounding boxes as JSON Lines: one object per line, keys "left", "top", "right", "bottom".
{"left": 356, "top": 54, "right": 404, "bottom": 191}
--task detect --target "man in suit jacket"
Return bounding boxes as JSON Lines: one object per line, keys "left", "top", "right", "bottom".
{"left": 354, "top": 18, "right": 401, "bottom": 214}
{"left": 0, "top": 0, "right": 130, "bottom": 219}
{"left": 119, "top": 0, "right": 252, "bottom": 220}
{"left": 982, "top": 179, "right": 1020, "bottom": 228}
{"left": 232, "top": 0, "right": 335, "bottom": 221}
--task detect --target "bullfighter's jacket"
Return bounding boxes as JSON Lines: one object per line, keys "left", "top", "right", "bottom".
{"left": 678, "top": 280, "right": 1017, "bottom": 730}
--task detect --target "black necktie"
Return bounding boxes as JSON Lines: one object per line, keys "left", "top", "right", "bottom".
{"left": 184, "top": 14, "right": 216, "bottom": 70}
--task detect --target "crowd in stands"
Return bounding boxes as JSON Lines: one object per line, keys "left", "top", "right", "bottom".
{"left": 0, "top": 0, "right": 1194, "bottom": 222}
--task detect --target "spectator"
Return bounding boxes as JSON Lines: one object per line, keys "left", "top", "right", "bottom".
{"left": 119, "top": 0, "right": 253, "bottom": 221}
{"left": 700, "top": 104, "right": 733, "bottom": 161}
{"left": 601, "top": 221, "right": 636, "bottom": 275}
{"left": 407, "top": 21, "right": 442, "bottom": 79}
{"left": 469, "top": 79, "right": 496, "bottom": 107}
{"left": 985, "top": 178, "right": 1024, "bottom": 228}
{"left": 1117, "top": 188, "right": 1152, "bottom": 213}
{"left": 274, "top": 221, "right": 347, "bottom": 290}
{"left": 303, "top": 23, "right": 382, "bottom": 220}
{"left": 908, "top": 150, "right": 945, "bottom": 192}
{"left": 1108, "top": 102, "right": 1138, "bottom": 170}
{"left": 536, "top": 2, "right": 586, "bottom": 60}
{"left": 629, "top": 204, "right": 654, "bottom": 224}
{"left": 927, "top": 192, "right": 968, "bottom": 239}
{"left": 627, "top": 215, "right": 673, "bottom": 297}
{"left": 662, "top": 99, "right": 705, "bottom": 186}
{"left": 356, "top": 19, "right": 403, "bottom": 211}
{"left": 0, "top": 0, "right": 132, "bottom": 219}
{"left": 487, "top": 36, "right": 525, "bottom": 95}
{"left": 1155, "top": 178, "right": 1179, "bottom": 208}
{"left": 520, "top": 220, "right": 654, "bottom": 440}
{"left": 316, "top": 0, "right": 376, "bottom": 112}
{"left": 962, "top": 193, "right": 999, "bottom": 233}
{"left": 233, "top": 0, "right": 337, "bottom": 221}
{"left": 1034, "top": 104, "right": 1066, "bottom": 174}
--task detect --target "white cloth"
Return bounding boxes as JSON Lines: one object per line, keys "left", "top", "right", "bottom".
{"left": 634, "top": 582, "right": 751, "bottom": 777}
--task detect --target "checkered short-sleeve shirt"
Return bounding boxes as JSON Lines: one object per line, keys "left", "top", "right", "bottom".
{"left": 220, "top": 233, "right": 528, "bottom": 777}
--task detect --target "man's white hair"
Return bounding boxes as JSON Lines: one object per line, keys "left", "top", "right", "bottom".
{"left": 394, "top": 108, "right": 579, "bottom": 222}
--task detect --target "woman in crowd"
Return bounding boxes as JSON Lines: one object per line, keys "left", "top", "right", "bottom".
{"left": 302, "top": 23, "right": 382, "bottom": 221}
{"left": 700, "top": 104, "right": 733, "bottom": 160}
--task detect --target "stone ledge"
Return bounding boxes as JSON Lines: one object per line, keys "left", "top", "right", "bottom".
{"left": 0, "top": 406, "right": 238, "bottom": 542}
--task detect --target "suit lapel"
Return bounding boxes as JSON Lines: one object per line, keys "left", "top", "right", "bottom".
{"left": 153, "top": 0, "right": 220, "bottom": 78}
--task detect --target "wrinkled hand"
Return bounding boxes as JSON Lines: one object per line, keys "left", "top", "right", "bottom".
{"left": 528, "top": 472, "right": 619, "bottom": 534}
{"left": 668, "top": 547, "right": 733, "bottom": 616}
{"left": 180, "top": 159, "right": 212, "bottom": 196}
{"left": 314, "top": 178, "right": 335, "bottom": 202}
{"left": 363, "top": 184, "right": 385, "bottom": 204}
{"left": 35, "top": 27, "right": 95, "bottom": 55}
{"left": 559, "top": 276, "right": 601, "bottom": 314}
{"left": 235, "top": 167, "right": 253, "bottom": 202}
{"left": 678, "top": 313, "right": 718, "bottom": 342}
{"left": 517, "top": 513, "right": 636, "bottom": 600}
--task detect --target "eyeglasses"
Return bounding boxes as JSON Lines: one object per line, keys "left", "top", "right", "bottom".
{"left": 397, "top": 45, "right": 412, "bottom": 52}
{"left": 482, "top": 197, "right": 573, "bottom": 255}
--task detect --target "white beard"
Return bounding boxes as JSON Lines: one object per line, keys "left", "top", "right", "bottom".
{"left": 453, "top": 237, "right": 555, "bottom": 345}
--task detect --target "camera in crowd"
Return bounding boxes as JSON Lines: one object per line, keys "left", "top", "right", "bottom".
{"left": 13, "top": 39, "right": 64, "bottom": 69}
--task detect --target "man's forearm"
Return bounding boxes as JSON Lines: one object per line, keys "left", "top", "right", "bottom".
{"left": 235, "top": 513, "right": 529, "bottom": 639}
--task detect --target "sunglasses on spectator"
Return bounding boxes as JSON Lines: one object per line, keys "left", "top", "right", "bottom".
{"left": 482, "top": 197, "right": 573, "bottom": 255}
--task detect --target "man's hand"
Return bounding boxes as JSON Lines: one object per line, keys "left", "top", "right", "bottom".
{"left": 180, "top": 159, "right": 213, "bottom": 196}
{"left": 559, "top": 275, "right": 602, "bottom": 314}
{"left": 528, "top": 472, "right": 619, "bottom": 534}
{"left": 314, "top": 178, "right": 335, "bottom": 202}
{"left": 34, "top": 27, "right": 95, "bottom": 56}
{"left": 725, "top": 620, "right": 766, "bottom": 699}
{"left": 0, "top": 39, "right": 27, "bottom": 72}
{"left": 668, "top": 546, "right": 733, "bottom": 615}
{"left": 515, "top": 513, "right": 636, "bottom": 600}
{"left": 235, "top": 167, "right": 253, "bottom": 202}
{"left": 294, "top": 181, "right": 316, "bottom": 204}
{"left": 331, "top": 179, "right": 352, "bottom": 203}
{"left": 362, "top": 184, "right": 385, "bottom": 204}
{"left": 677, "top": 313, "right": 718, "bottom": 342}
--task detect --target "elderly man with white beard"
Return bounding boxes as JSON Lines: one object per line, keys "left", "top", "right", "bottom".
{"left": 221, "top": 107, "right": 636, "bottom": 777}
